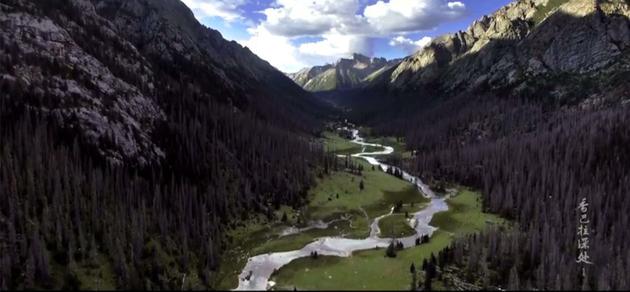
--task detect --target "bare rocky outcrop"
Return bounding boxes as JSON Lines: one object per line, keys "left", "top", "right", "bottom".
{"left": 289, "top": 65, "right": 334, "bottom": 89}
{"left": 91, "top": 0, "right": 309, "bottom": 104}
{"left": 0, "top": 0, "right": 320, "bottom": 165}
{"left": 0, "top": 0, "right": 164, "bottom": 165}
{"left": 385, "top": 0, "right": 630, "bottom": 95}
{"left": 289, "top": 54, "right": 401, "bottom": 92}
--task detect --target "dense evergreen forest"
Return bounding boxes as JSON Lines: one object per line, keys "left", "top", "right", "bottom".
{"left": 2, "top": 0, "right": 629, "bottom": 290}
{"left": 373, "top": 90, "right": 630, "bottom": 290}
{"left": 0, "top": 69, "right": 337, "bottom": 290}
{"left": 0, "top": 0, "right": 335, "bottom": 289}
{"left": 0, "top": 95, "right": 335, "bottom": 290}
{"left": 0, "top": 70, "right": 335, "bottom": 291}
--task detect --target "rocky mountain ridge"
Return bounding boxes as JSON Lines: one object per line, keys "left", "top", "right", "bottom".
{"left": 1, "top": 0, "right": 165, "bottom": 165}
{"left": 289, "top": 53, "right": 400, "bottom": 92}
{"left": 0, "top": 0, "right": 324, "bottom": 165}
{"left": 378, "top": 0, "right": 629, "bottom": 100}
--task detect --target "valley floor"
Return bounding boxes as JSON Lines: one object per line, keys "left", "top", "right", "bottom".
{"left": 214, "top": 130, "right": 506, "bottom": 290}
{"left": 270, "top": 190, "right": 505, "bottom": 290}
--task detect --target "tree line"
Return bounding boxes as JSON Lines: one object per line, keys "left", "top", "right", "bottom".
{"left": 0, "top": 0, "right": 336, "bottom": 289}
{"left": 380, "top": 91, "right": 630, "bottom": 290}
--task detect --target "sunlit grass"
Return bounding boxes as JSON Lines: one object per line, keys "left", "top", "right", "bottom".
{"left": 272, "top": 189, "right": 507, "bottom": 290}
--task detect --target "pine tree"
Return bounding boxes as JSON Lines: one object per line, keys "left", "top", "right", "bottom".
{"left": 508, "top": 265, "right": 520, "bottom": 291}
{"left": 410, "top": 263, "right": 417, "bottom": 291}
{"left": 386, "top": 241, "right": 397, "bottom": 258}
{"left": 424, "top": 275, "right": 432, "bottom": 291}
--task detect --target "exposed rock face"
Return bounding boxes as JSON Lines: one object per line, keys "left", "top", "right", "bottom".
{"left": 92, "top": 0, "right": 307, "bottom": 101}
{"left": 289, "top": 54, "right": 401, "bottom": 92}
{"left": 1, "top": 0, "right": 165, "bottom": 165}
{"left": 0, "top": 0, "right": 319, "bottom": 165}
{"left": 289, "top": 65, "right": 334, "bottom": 89}
{"left": 385, "top": 0, "right": 630, "bottom": 94}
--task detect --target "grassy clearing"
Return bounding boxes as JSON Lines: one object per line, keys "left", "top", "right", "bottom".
{"left": 215, "top": 133, "right": 427, "bottom": 289}
{"left": 365, "top": 136, "right": 413, "bottom": 159}
{"left": 322, "top": 131, "right": 381, "bottom": 155}
{"left": 272, "top": 189, "right": 507, "bottom": 290}
{"left": 251, "top": 220, "right": 361, "bottom": 255}
{"left": 430, "top": 189, "right": 505, "bottom": 234}
{"left": 271, "top": 231, "right": 453, "bottom": 291}
{"left": 322, "top": 131, "right": 382, "bottom": 155}
{"left": 365, "top": 136, "right": 405, "bottom": 153}
{"left": 307, "top": 159, "right": 427, "bottom": 221}
{"left": 215, "top": 159, "right": 425, "bottom": 289}
{"left": 214, "top": 159, "right": 423, "bottom": 289}
{"left": 322, "top": 131, "right": 362, "bottom": 154}
{"left": 378, "top": 214, "right": 416, "bottom": 238}
{"left": 363, "top": 185, "right": 428, "bottom": 218}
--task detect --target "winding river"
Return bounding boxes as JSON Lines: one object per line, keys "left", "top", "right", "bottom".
{"left": 235, "top": 128, "right": 448, "bottom": 291}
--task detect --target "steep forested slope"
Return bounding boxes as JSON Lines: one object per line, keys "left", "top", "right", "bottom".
{"left": 360, "top": 0, "right": 630, "bottom": 289}
{"left": 395, "top": 92, "right": 630, "bottom": 290}
{"left": 429, "top": 106, "right": 630, "bottom": 290}
{"left": 0, "top": 0, "right": 332, "bottom": 289}
{"left": 337, "top": 0, "right": 629, "bottom": 124}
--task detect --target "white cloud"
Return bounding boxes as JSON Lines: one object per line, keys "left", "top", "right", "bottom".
{"left": 258, "top": 0, "right": 466, "bottom": 38}
{"left": 189, "top": 0, "right": 468, "bottom": 72}
{"left": 239, "top": 27, "right": 309, "bottom": 73}
{"left": 448, "top": 1, "right": 466, "bottom": 9}
{"left": 389, "top": 36, "right": 432, "bottom": 54}
{"left": 181, "top": 0, "right": 246, "bottom": 22}
{"left": 364, "top": 0, "right": 466, "bottom": 34}
{"left": 239, "top": 29, "right": 371, "bottom": 73}
{"left": 261, "top": 0, "right": 363, "bottom": 37}
{"left": 299, "top": 32, "right": 372, "bottom": 60}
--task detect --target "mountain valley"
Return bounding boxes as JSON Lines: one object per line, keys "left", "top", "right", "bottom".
{"left": 1, "top": 0, "right": 629, "bottom": 291}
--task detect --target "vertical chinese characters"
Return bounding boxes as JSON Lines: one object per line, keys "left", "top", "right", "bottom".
{"left": 576, "top": 197, "right": 592, "bottom": 265}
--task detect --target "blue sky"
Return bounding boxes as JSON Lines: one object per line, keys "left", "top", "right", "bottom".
{"left": 182, "top": 0, "right": 513, "bottom": 72}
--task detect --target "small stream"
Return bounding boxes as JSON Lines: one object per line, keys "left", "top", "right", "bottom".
{"left": 235, "top": 128, "right": 448, "bottom": 291}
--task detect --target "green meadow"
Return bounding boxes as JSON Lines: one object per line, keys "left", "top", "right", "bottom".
{"left": 271, "top": 190, "right": 507, "bottom": 290}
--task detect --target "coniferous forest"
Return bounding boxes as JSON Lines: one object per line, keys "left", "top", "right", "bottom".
{"left": 2, "top": 0, "right": 630, "bottom": 290}
{"left": 0, "top": 55, "right": 337, "bottom": 291}
{"left": 373, "top": 91, "right": 630, "bottom": 290}
{"left": 0, "top": 0, "right": 335, "bottom": 289}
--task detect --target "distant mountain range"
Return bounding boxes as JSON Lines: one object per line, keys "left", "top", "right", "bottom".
{"left": 300, "top": 0, "right": 628, "bottom": 109}
{"left": 311, "top": 0, "right": 630, "bottom": 124}
{"left": 2, "top": 0, "right": 630, "bottom": 290}
{"left": 288, "top": 54, "right": 400, "bottom": 92}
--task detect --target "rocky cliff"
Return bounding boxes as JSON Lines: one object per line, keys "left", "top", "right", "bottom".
{"left": 92, "top": 0, "right": 311, "bottom": 102}
{"left": 0, "top": 0, "right": 323, "bottom": 165}
{"left": 383, "top": 0, "right": 630, "bottom": 98}
{"left": 289, "top": 53, "right": 400, "bottom": 92}
{"left": 1, "top": 0, "right": 166, "bottom": 165}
